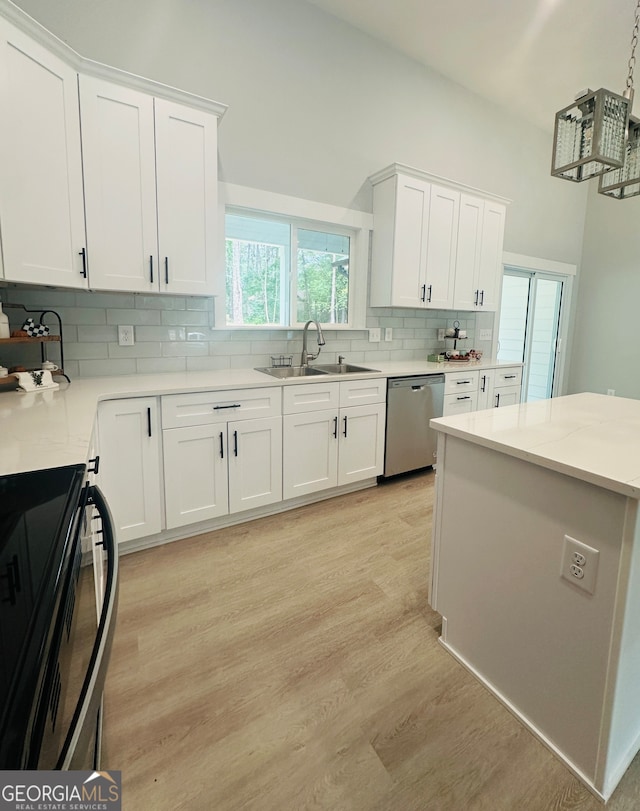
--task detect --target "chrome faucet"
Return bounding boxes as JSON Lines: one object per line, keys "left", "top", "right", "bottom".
{"left": 300, "top": 320, "right": 325, "bottom": 366}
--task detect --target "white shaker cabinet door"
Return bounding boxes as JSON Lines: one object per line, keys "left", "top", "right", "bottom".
{"left": 283, "top": 410, "right": 339, "bottom": 500}
{"left": 477, "top": 201, "right": 506, "bottom": 311}
{"left": 98, "top": 398, "right": 163, "bottom": 543}
{"left": 453, "top": 194, "right": 484, "bottom": 310}
{"left": 163, "top": 424, "right": 229, "bottom": 529}
{"left": 337, "top": 403, "right": 385, "bottom": 485}
{"left": 228, "top": 416, "right": 282, "bottom": 514}
{"left": 155, "top": 98, "right": 218, "bottom": 296}
{"left": 0, "top": 19, "right": 87, "bottom": 288}
{"left": 79, "top": 76, "right": 158, "bottom": 292}
{"left": 390, "top": 176, "right": 430, "bottom": 308}
{"left": 424, "top": 184, "right": 458, "bottom": 310}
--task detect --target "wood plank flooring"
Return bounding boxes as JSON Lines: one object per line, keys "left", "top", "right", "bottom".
{"left": 102, "top": 471, "right": 640, "bottom": 809}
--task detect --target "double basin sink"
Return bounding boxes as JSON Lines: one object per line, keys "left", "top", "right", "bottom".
{"left": 255, "top": 363, "right": 378, "bottom": 379}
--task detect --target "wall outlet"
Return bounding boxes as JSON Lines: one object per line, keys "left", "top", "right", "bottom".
{"left": 384, "top": 327, "right": 393, "bottom": 342}
{"left": 438, "top": 329, "right": 445, "bottom": 341}
{"left": 479, "top": 328, "right": 492, "bottom": 341}
{"left": 368, "top": 328, "right": 381, "bottom": 342}
{"left": 118, "top": 325, "right": 135, "bottom": 346}
{"left": 561, "top": 535, "right": 599, "bottom": 594}
{"left": 607, "top": 389, "right": 616, "bottom": 396}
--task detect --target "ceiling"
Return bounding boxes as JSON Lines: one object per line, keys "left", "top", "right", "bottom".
{"left": 304, "top": 0, "right": 638, "bottom": 133}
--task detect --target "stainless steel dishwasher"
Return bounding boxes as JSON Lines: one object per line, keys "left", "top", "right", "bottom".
{"left": 384, "top": 374, "right": 445, "bottom": 476}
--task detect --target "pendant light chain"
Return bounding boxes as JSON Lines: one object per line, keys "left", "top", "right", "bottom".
{"left": 626, "top": 0, "right": 640, "bottom": 94}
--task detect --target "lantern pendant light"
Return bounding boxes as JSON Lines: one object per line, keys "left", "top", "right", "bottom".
{"left": 551, "top": 0, "right": 640, "bottom": 189}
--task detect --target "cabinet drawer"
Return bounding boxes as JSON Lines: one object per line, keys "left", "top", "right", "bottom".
{"left": 493, "top": 366, "right": 523, "bottom": 387}
{"left": 339, "top": 377, "right": 386, "bottom": 407}
{"left": 283, "top": 381, "right": 340, "bottom": 414}
{"left": 443, "top": 391, "right": 477, "bottom": 416}
{"left": 162, "top": 387, "right": 281, "bottom": 428}
{"left": 444, "top": 370, "right": 479, "bottom": 395}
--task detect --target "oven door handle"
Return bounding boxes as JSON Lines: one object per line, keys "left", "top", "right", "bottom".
{"left": 57, "top": 485, "right": 119, "bottom": 770}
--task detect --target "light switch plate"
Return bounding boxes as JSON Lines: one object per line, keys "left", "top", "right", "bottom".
{"left": 479, "top": 329, "right": 492, "bottom": 341}
{"left": 368, "top": 328, "right": 381, "bottom": 342}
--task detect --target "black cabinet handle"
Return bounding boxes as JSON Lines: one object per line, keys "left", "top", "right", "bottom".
{"left": 480, "top": 290, "right": 485, "bottom": 306}
{"left": 213, "top": 404, "right": 241, "bottom": 410}
{"left": 421, "top": 284, "right": 426, "bottom": 303}
{"left": 88, "top": 455, "right": 100, "bottom": 475}
{"left": 147, "top": 407, "right": 152, "bottom": 437}
{"left": 79, "top": 247, "right": 87, "bottom": 279}
{"left": 481, "top": 375, "right": 486, "bottom": 392}
{"left": 333, "top": 416, "right": 338, "bottom": 439}
{"left": 427, "top": 284, "right": 432, "bottom": 303}
{"left": 457, "top": 396, "right": 471, "bottom": 401}
{"left": 495, "top": 393, "right": 500, "bottom": 407}
{"left": 219, "top": 431, "right": 224, "bottom": 459}
{"left": 456, "top": 380, "right": 471, "bottom": 385}
{"left": 150, "top": 255, "right": 154, "bottom": 284}
{"left": 343, "top": 415, "right": 348, "bottom": 437}
{"left": 474, "top": 289, "right": 479, "bottom": 306}
{"left": 165, "top": 256, "right": 169, "bottom": 285}
{"left": 233, "top": 430, "right": 238, "bottom": 456}
{"left": 504, "top": 375, "right": 517, "bottom": 379}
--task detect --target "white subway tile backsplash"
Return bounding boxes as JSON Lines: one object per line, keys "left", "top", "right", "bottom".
{"left": 135, "top": 295, "right": 186, "bottom": 310}
{"left": 135, "top": 326, "right": 187, "bottom": 342}
{"left": 2, "top": 284, "right": 489, "bottom": 378}
{"left": 106, "top": 309, "right": 161, "bottom": 326}
{"left": 108, "top": 342, "right": 162, "bottom": 358}
{"left": 137, "top": 357, "right": 187, "bottom": 374}
{"left": 77, "top": 325, "right": 119, "bottom": 343}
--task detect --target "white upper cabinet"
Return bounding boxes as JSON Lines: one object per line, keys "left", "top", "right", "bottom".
{"left": 79, "top": 77, "right": 158, "bottom": 292}
{"left": 0, "top": 18, "right": 87, "bottom": 288}
{"left": 155, "top": 99, "right": 218, "bottom": 296}
{"left": 80, "top": 78, "right": 219, "bottom": 295}
{"left": 369, "top": 164, "right": 509, "bottom": 311}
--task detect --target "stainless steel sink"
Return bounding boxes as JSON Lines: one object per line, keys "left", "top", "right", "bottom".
{"left": 255, "top": 365, "right": 329, "bottom": 378}
{"left": 314, "top": 363, "right": 379, "bottom": 375}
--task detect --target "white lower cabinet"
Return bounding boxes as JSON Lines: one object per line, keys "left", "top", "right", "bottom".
{"left": 477, "top": 366, "right": 522, "bottom": 410}
{"left": 283, "top": 379, "right": 386, "bottom": 500}
{"left": 97, "top": 397, "right": 163, "bottom": 543}
{"left": 161, "top": 388, "right": 282, "bottom": 530}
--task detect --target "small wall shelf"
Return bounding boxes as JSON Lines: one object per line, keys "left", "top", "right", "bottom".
{"left": 0, "top": 305, "right": 69, "bottom": 383}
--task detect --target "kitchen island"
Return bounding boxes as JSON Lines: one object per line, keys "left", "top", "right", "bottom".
{"left": 429, "top": 392, "right": 640, "bottom": 801}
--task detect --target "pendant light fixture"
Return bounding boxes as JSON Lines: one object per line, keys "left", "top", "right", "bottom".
{"left": 551, "top": 0, "right": 640, "bottom": 192}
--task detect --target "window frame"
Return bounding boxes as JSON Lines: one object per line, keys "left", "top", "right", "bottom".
{"left": 217, "top": 183, "right": 372, "bottom": 331}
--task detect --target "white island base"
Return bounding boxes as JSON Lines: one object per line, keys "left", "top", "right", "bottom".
{"left": 429, "top": 394, "right": 640, "bottom": 802}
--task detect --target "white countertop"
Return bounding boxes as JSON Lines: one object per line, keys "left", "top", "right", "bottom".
{"left": 431, "top": 392, "right": 640, "bottom": 499}
{"left": 0, "top": 359, "right": 520, "bottom": 477}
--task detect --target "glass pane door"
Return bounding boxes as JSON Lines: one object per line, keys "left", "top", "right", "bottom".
{"left": 497, "top": 270, "right": 564, "bottom": 402}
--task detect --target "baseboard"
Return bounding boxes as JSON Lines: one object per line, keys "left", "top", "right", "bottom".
{"left": 438, "top": 638, "right": 607, "bottom": 804}
{"left": 119, "top": 478, "right": 377, "bottom": 556}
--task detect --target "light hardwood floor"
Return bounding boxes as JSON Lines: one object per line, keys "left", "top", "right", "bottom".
{"left": 103, "top": 471, "right": 640, "bottom": 810}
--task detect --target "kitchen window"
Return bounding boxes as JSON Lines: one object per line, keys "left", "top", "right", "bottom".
{"left": 225, "top": 210, "right": 353, "bottom": 328}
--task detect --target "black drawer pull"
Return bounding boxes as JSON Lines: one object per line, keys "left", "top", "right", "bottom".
{"left": 504, "top": 375, "right": 517, "bottom": 379}
{"left": 88, "top": 455, "right": 100, "bottom": 474}
{"left": 456, "top": 380, "right": 471, "bottom": 385}
{"left": 213, "top": 404, "right": 241, "bottom": 410}
{"left": 456, "top": 396, "right": 471, "bottom": 401}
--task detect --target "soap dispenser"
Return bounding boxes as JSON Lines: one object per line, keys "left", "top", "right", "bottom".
{"left": 0, "top": 303, "right": 9, "bottom": 340}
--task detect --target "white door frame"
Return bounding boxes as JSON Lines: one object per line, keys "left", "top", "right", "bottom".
{"left": 498, "top": 252, "right": 576, "bottom": 398}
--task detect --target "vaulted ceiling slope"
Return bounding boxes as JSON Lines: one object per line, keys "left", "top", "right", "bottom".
{"left": 304, "top": 0, "right": 638, "bottom": 132}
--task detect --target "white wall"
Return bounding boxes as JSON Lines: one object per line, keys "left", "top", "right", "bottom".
{"left": 13, "top": 0, "right": 587, "bottom": 265}
{"left": 568, "top": 185, "right": 640, "bottom": 398}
